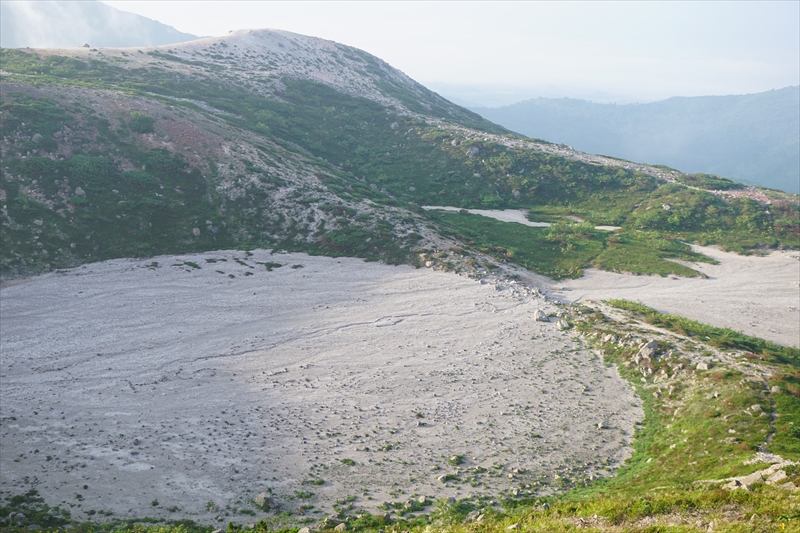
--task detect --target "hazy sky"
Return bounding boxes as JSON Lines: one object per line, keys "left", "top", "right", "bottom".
{"left": 103, "top": 1, "right": 800, "bottom": 105}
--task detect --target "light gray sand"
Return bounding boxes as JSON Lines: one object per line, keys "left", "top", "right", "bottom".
{"left": 0, "top": 250, "right": 640, "bottom": 521}
{"left": 421, "top": 206, "right": 551, "bottom": 227}
{"left": 555, "top": 246, "right": 800, "bottom": 348}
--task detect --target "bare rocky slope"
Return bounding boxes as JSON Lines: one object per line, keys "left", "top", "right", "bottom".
{"left": 2, "top": 29, "right": 797, "bottom": 282}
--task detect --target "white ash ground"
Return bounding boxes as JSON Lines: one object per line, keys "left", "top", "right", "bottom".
{"left": 554, "top": 245, "right": 800, "bottom": 348}
{"left": 0, "top": 250, "right": 640, "bottom": 522}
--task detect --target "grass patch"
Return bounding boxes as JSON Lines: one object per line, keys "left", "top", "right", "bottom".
{"left": 607, "top": 300, "right": 800, "bottom": 366}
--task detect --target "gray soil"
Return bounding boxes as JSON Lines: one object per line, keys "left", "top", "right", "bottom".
{"left": 555, "top": 245, "right": 800, "bottom": 348}
{"left": 1, "top": 250, "right": 640, "bottom": 521}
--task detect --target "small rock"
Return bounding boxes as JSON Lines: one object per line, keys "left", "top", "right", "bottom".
{"left": 506, "top": 524, "right": 519, "bottom": 531}
{"left": 771, "top": 386, "right": 783, "bottom": 394}
{"left": 696, "top": 362, "right": 710, "bottom": 371}
{"left": 766, "top": 470, "right": 788, "bottom": 485}
{"left": 534, "top": 309, "right": 549, "bottom": 322}
{"left": 32, "top": 133, "right": 44, "bottom": 144}
{"left": 463, "top": 510, "right": 481, "bottom": 524}
{"left": 637, "top": 341, "right": 658, "bottom": 359}
{"left": 297, "top": 528, "right": 310, "bottom": 533}
{"left": 722, "top": 479, "right": 753, "bottom": 492}
{"left": 417, "top": 495, "right": 427, "bottom": 504}
{"left": 750, "top": 404, "right": 762, "bottom": 412}
{"left": 74, "top": 187, "right": 86, "bottom": 197}
{"left": 557, "top": 319, "right": 570, "bottom": 330}
{"left": 466, "top": 146, "right": 480, "bottom": 157}
{"left": 192, "top": 227, "right": 201, "bottom": 236}
{"left": 254, "top": 492, "right": 277, "bottom": 510}
{"left": 740, "top": 472, "right": 764, "bottom": 486}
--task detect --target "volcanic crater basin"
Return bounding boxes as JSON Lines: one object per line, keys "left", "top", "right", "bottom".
{"left": 0, "top": 250, "right": 641, "bottom": 521}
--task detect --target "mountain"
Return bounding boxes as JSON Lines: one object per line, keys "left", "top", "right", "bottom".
{"left": 0, "top": 0, "right": 197, "bottom": 48}
{"left": 472, "top": 88, "right": 800, "bottom": 194}
{"left": 1, "top": 29, "right": 800, "bottom": 531}
{"left": 1, "top": 29, "right": 797, "bottom": 282}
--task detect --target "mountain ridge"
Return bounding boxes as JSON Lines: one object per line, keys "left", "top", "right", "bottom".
{"left": 1, "top": 29, "right": 797, "bottom": 283}
{"left": 471, "top": 87, "right": 800, "bottom": 193}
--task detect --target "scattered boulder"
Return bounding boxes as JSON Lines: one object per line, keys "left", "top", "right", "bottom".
{"left": 534, "top": 309, "right": 549, "bottom": 322}
{"left": 32, "top": 133, "right": 44, "bottom": 144}
{"left": 696, "top": 362, "right": 711, "bottom": 371}
{"left": 637, "top": 341, "right": 658, "bottom": 359}
{"left": 74, "top": 186, "right": 86, "bottom": 197}
{"left": 557, "top": 319, "right": 570, "bottom": 330}
{"left": 771, "top": 386, "right": 783, "bottom": 394}
{"left": 322, "top": 516, "right": 343, "bottom": 528}
{"left": 254, "top": 492, "right": 277, "bottom": 510}
{"left": 334, "top": 523, "right": 347, "bottom": 532}
{"left": 297, "top": 528, "right": 310, "bottom": 533}
{"left": 466, "top": 146, "right": 480, "bottom": 157}
{"left": 740, "top": 471, "right": 765, "bottom": 486}
{"left": 766, "top": 470, "right": 788, "bottom": 485}
{"left": 722, "top": 479, "right": 752, "bottom": 491}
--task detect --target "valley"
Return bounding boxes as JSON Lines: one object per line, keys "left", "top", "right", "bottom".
{"left": 1, "top": 27, "right": 799, "bottom": 533}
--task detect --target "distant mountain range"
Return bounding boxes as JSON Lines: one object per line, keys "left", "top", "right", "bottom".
{"left": 472, "top": 87, "right": 800, "bottom": 194}
{"left": 0, "top": 0, "right": 197, "bottom": 48}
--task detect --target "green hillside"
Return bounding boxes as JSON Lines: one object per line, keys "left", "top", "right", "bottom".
{"left": 2, "top": 45, "right": 797, "bottom": 282}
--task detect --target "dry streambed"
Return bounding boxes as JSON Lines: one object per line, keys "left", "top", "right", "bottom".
{"left": 0, "top": 250, "right": 640, "bottom": 521}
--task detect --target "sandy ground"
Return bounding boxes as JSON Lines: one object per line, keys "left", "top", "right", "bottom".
{"left": 422, "top": 206, "right": 551, "bottom": 227}
{"left": 554, "top": 246, "right": 800, "bottom": 348}
{"left": 0, "top": 250, "right": 640, "bottom": 522}
{"left": 421, "top": 207, "right": 619, "bottom": 231}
